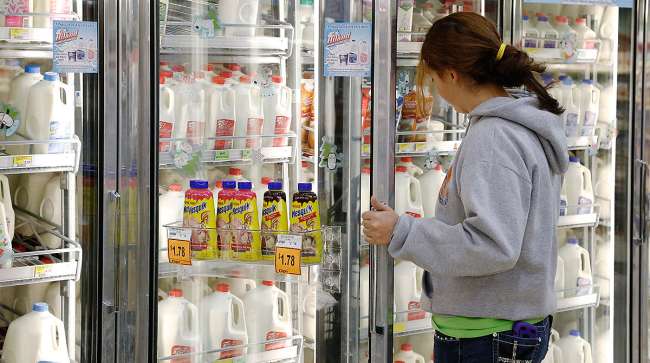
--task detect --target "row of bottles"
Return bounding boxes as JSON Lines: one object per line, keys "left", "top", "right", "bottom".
{"left": 158, "top": 280, "right": 292, "bottom": 360}
{"left": 159, "top": 63, "right": 292, "bottom": 152}
{"left": 543, "top": 329, "right": 593, "bottom": 363}
{"left": 555, "top": 237, "right": 593, "bottom": 298}
{"left": 546, "top": 76, "right": 601, "bottom": 138}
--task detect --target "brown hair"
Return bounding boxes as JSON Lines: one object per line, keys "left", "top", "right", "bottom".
{"left": 415, "top": 12, "right": 563, "bottom": 115}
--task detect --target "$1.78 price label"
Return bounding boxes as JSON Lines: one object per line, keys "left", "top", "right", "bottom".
{"left": 168, "top": 239, "right": 192, "bottom": 265}
{"left": 274, "top": 234, "right": 302, "bottom": 275}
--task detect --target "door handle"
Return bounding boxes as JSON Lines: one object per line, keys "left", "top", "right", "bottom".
{"left": 634, "top": 159, "right": 647, "bottom": 245}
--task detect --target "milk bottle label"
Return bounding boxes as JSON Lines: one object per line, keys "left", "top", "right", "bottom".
{"left": 159, "top": 120, "right": 173, "bottom": 152}
{"left": 215, "top": 118, "right": 235, "bottom": 149}
{"left": 560, "top": 197, "right": 567, "bottom": 216}
{"left": 48, "top": 120, "right": 72, "bottom": 153}
{"left": 581, "top": 111, "right": 596, "bottom": 136}
{"left": 524, "top": 34, "right": 538, "bottom": 48}
{"left": 265, "top": 331, "right": 289, "bottom": 351}
{"left": 273, "top": 116, "right": 290, "bottom": 146}
{"left": 543, "top": 34, "right": 558, "bottom": 49}
{"left": 577, "top": 276, "right": 592, "bottom": 295}
{"left": 186, "top": 120, "right": 204, "bottom": 145}
{"left": 565, "top": 113, "right": 579, "bottom": 137}
{"left": 246, "top": 118, "right": 264, "bottom": 148}
{"left": 170, "top": 345, "right": 192, "bottom": 362}
{"left": 220, "top": 339, "right": 244, "bottom": 359}
{"left": 578, "top": 196, "right": 593, "bottom": 214}
{"left": 407, "top": 301, "right": 425, "bottom": 321}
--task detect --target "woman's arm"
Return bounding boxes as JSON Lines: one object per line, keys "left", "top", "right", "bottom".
{"left": 388, "top": 160, "right": 532, "bottom": 277}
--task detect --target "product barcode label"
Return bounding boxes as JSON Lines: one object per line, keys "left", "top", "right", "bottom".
{"left": 214, "top": 150, "right": 230, "bottom": 161}
{"left": 13, "top": 155, "right": 32, "bottom": 167}
{"left": 34, "top": 265, "right": 52, "bottom": 278}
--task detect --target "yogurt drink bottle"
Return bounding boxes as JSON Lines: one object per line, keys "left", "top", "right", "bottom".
{"left": 207, "top": 76, "right": 236, "bottom": 150}
{"left": 157, "top": 289, "right": 200, "bottom": 359}
{"left": 234, "top": 75, "right": 264, "bottom": 149}
{"left": 183, "top": 180, "right": 218, "bottom": 259}
{"left": 556, "top": 330, "right": 593, "bottom": 363}
{"left": 159, "top": 184, "right": 184, "bottom": 253}
{"left": 559, "top": 237, "right": 593, "bottom": 296}
{"left": 243, "top": 281, "right": 292, "bottom": 352}
{"left": 159, "top": 75, "right": 175, "bottom": 153}
{"left": 25, "top": 72, "right": 74, "bottom": 154}
{"left": 262, "top": 75, "right": 292, "bottom": 147}
{"left": 577, "top": 79, "right": 600, "bottom": 136}
{"left": 393, "top": 343, "right": 426, "bottom": 363}
{"left": 1, "top": 303, "right": 70, "bottom": 363}
{"left": 199, "top": 283, "right": 248, "bottom": 359}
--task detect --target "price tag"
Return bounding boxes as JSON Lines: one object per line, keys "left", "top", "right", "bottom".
{"left": 214, "top": 150, "right": 230, "bottom": 161}
{"left": 13, "top": 155, "right": 32, "bottom": 168}
{"left": 168, "top": 239, "right": 192, "bottom": 265}
{"left": 275, "top": 234, "right": 302, "bottom": 275}
{"left": 10, "top": 28, "right": 27, "bottom": 40}
{"left": 394, "top": 322, "right": 406, "bottom": 333}
{"left": 34, "top": 265, "right": 52, "bottom": 278}
{"left": 242, "top": 149, "right": 252, "bottom": 159}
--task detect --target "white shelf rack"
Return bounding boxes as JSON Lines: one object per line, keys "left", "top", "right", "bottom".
{"left": 556, "top": 286, "right": 600, "bottom": 313}
{"left": 0, "top": 137, "right": 81, "bottom": 174}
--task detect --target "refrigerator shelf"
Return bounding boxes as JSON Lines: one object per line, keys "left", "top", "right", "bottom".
{"left": 0, "top": 137, "right": 80, "bottom": 174}
{"left": 557, "top": 205, "right": 599, "bottom": 229}
{"left": 556, "top": 286, "right": 600, "bottom": 313}
{"left": 567, "top": 135, "right": 599, "bottom": 151}
{"left": 524, "top": 45, "right": 600, "bottom": 64}
{"left": 360, "top": 315, "right": 433, "bottom": 341}
{"left": 396, "top": 41, "right": 423, "bottom": 57}
{"left": 0, "top": 210, "right": 82, "bottom": 288}
{"left": 157, "top": 335, "right": 302, "bottom": 363}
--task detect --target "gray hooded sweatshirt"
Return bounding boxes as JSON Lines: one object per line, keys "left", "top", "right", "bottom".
{"left": 389, "top": 96, "right": 569, "bottom": 321}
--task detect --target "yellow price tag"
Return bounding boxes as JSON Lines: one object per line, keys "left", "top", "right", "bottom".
{"left": 168, "top": 239, "right": 192, "bottom": 265}
{"left": 13, "top": 155, "right": 32, "bottom": 167}
{"left": 9, "top": 28, "right": 27, "bottom": 40}
{"left": 34, "top": 265, "right": 51, "bottom": 278}
{"left": 394, "top": 322, "right": 406, "bottom": 333}
{"left": 275, "top": 246, "right": 301, "bottom": 275}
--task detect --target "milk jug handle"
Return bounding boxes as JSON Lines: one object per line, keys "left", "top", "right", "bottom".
{"left": 416, "top": 355, "right": 425, "bottom": 363}
{"left": 184, "top": 303, "right": 199, "bottom": 338}
{"left": 410, "top": 177, "right": 421, "bottom": 206}
{"left": 279, "top": 293, "right": 291, "bottom": 323}
{"left": 161, "top": 86, "right": 174, "bottom": 113}
{"left": 232, "top": 297, "right": 246, "bottom": 331}
{"left": 0, "top": 175, "right": 9, "bottom": 203}
{"left": 13, "top": 185, "right": 24, "bottom": 207}
{"left": 584, "top": 341, "right": 593, "bottom": 362}
{"left": 579, "top": 249, "right": 591, "bottom": 272}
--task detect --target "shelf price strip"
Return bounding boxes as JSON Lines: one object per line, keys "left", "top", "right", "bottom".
{"left": 275, "top": 234, "right": 302, "bottom": 275}
{"left": 167, "top": 227, "right": 192, "bottom": 266}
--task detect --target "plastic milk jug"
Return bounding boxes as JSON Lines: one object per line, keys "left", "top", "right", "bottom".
{"left": 395, "top": 166, "right": 424, "bottom": 218}
{"left": 417, "top": 163, "right": 445, "bottom": 218}
{"left": 563, "top": 156, "right": 594, "bottom": 214}
{"left": 224, "top": 277, "right": 256, "bottom": 300}
{"left": 397, "top": 0, "right": 414, "bottom": 41}
{"left": 542, "top": 329, "right": 563, "bottom": 363}
{"left": 574, "top": 18, "right": 597, "bottom": 49}
{"left": 554, "top": 16, "right": 576, "bottom": 48}
{"left": 200, "top": 283, "right": 248, "bottom": 359}
{"left": 361, "top": 167, "right": 371, "bottom": 216}
{"left": 207, "top": 76, "right": 236, "bottom": 150}
{"left": 394, "top": 260, "right": 426, "bottom": 322}
{"left": 302, "top": 285, "right": 317, "bottom": 340}
{"left": 243, "top": 281, "right": 292, "bottom": 352}
{"left": 159, "top": 184, "right": 184, "bottom": 252}
{"left": 8, "top": 64, "right": 42, "bottom": 142}
{"left": 0, "top": 200, "right": 11, "bottom": 268}
{"left": 13, "top": 172, "right": 54, "bottom": 236}
{"left": 227, "top": 64, "right": 245, "bottom": 80}
{"left": 219, "top": 0, "right": 259, "bottom": 36}
{"left": 393, "top": 343, "right": 426, "bottom": 363}
{"left": 557, "top": 78, "right": 580, "bottom": 137}
{"left": 262, "top": 75, "right": 292, "bottom": 147}
{"left": 537, "top": 16, "right": 558, "bottom": 48}
{"left": 234, "top": 75, "right": 264, "bottom": 149}
{"left": 559, "top": 238, "right": 592, "bottom": 296}
{"left": 522, "top": 15, "right": 539, "bottom": 48}
{"left": 1, "top": 303, "right": 70, "bottom": 363}
{"left": 360, "top": 263, "right": 369, "bottom": 328}
{"left": 157, "top": 289, "right": 200, "bottom": 358}
{"left": 0, "top": 60, "right": 24, "bottom": 104}
{"left": 398, "top": 157, "right": 423, "bottom": 177}
{"left": 159, "top": 75, "right": 175, "bottom": 153}
{"left": 39, "top": 174, "right": 63, "bottom": 248}
{"left": 0, "top": 175, "right": 14, "bottom": 242}
{"left": 25, "top": 72, "right": 74, "bottom": 154}
{"left": 557, "top": 330, "right": 592, "bottom": 363}
{"left": 555, "top": 255, "right": 565, "bottom": 298}
{"left": 411, "top": 8, "right": 432, "bottom": 42}
{"left": 577, "top": 80, "right": 600, "bottom": 136}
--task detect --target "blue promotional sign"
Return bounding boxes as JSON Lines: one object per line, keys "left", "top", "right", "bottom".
{"left": 52, "top": 21, "right": 99, "bottom": 73}
{"left": 323, "top": 22, "right": 372, "bottom": 77}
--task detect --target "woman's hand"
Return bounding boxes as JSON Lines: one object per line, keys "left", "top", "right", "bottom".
{"left": 362, "top": 196, "right": 399, "bottom": 245}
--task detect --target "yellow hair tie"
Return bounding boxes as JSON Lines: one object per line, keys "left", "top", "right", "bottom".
{"left": 496, "top": 43, "right": 507, "bottom": 61}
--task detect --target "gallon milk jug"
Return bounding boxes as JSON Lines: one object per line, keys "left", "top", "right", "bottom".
{"left": 411, "top": 8, "right": 432, "bottom": 42}
{"left": 235, "top": 75, "right": 263, "bottom": 149}
{"left": 8, "top": 64, "right": 42, "bottom": 150}
{"left": 559, "top": 237, "right": 592, "bottom": 296}
{"left": 25, "top": 72, "right": 74, "bottom": 154}
{"left": 159, "top": 184, "right": 184, "bottom": 252}
{"left": 0, "top": 174, "right": 14, "bottom": 242}
{"left": 394, "top": 260, "right": 427, "bottom": 322}
{"left": 395, "top": 166, "right": 424, "bottom": 218}
{"left": 206, "top": 76, "right": 236, "bottom": 150}
{"left": 200, "top": 283, "right": 248, "bottom": 359}
{"left": 541, "top": 329, "right": 563, "bottom": 363}
{"left": 39, "top": 174, "right": 63, "bottom": 248}
{"left": 14, "top": 282, "right": 50, "bottom": 314}
{"left": 360, "top": 263, "right": 370, "bottom": 328}
{"left": 577, "top": 79, "right": 600, "bottom": 136}
{"left": 522, "top": 15, "right": 539, "bottom": 48}
{"left": 2, "top": 303, "right": 70, "bottom": 363}
{"left": 0, "top": 201, "right": 11, "bottom": 268}
{"left": 537, "top": 16, "right": 558, "bottom": 48}
{"left": 177, "top": 277, "right": 212, "bottom": 306}
{"left": 574, "top": 18, "right": 597, "bottom": 49}
{"left": 159, "top": 75, "right": 175, "bottom": 153}
{"left": 393, "top": 343, "right": 425, "bottom": 363}
{"left": 557, "top": 330, "right": 593, "bottom": 363}
{"left": 417, "top": 163, "right": 445, "bottom": 218}
{"left": 398, "top": 157, "right": 423, "bottom": 177}
{"left": 262, "top": 75, "right": 292, "bottom": 147}
{"left": 219, "top": 0, "right": 259, "bottom": 36}
{"left": 563, "top": 156, "right": 594, "bottom": 214}
{"left": 556, "top": 78, "right": 580, "bottom": 137}
{"left": 243, "top": 280, "right": 292, "bottom": 352}
{"left": 0, "top": 60, "right": 23, "bottom": 104}
{"left": 302, "top": 285, "right": 317, "bottom": 340}
{"left": 157, "top": 289, "right": 200, "bottom": 358}
{"left": 556, "top": 255, "right": 565, "bottom": 298}
{"left": 361, "top": 167, "right": 371, "bottom": 216}
{"left": 223, "top": 276, "right": 256, "bottom": 300}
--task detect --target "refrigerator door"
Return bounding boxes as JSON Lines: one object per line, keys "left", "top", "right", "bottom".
{"left": 510, "top": 1, "right": 636, "bottom": 363}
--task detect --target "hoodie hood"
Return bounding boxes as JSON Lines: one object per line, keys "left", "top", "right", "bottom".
{"left": 469, "top": 96, "right": 569, "bottom": 174}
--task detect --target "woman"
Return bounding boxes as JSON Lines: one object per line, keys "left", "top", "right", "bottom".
{"left": 362, "top": 12, "right": 568, "bottom": 363}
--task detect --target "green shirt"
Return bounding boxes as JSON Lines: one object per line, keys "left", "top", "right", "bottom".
{"left": 432, "top": 315, "right": 543, "bottom": 339}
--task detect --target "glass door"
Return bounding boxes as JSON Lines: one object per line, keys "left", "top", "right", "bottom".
{"left": 511, "top": 1, "right": 636, "bottom": 362}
